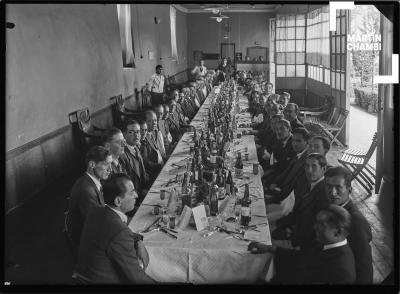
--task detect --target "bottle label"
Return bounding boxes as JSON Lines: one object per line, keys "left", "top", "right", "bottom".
{"left": 241, "top": 207, "right": 250, "bottom": 217}
{"left": 195, "top": 171, "right": 198, "bottom": 181}
{"left": 225, "top": 184, "right": 231, "bottom": 194}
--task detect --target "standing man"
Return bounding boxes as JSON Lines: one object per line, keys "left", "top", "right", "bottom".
{"left": 74, "top": 173, "right": 155, "bottom": 284}
{"left": 148, "top": 65, "right": 168, "bottom": 106}
{"left": 191, "top": 59, "right": 207, "bottom": 80}
{"left": 66, "top": 146, "right": 112, "bottom": 253}
{"left": 325, "top": 166, "right": 373, "bottom": 284}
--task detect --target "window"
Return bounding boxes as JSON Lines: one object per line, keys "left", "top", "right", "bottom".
{"left": 170, "top": 5, "right": 178, "bottom": 61}
{"left": 275, "top": 14, "right": 306, "bottom": 77}
{"left": 306, "top": 6, "right": 330, "bottom": 84}
{"left": 117, "top": 4, "right": 135, "bottom": 68}
{"left": 331, "top": 9, "right": 347, "bottom": 91}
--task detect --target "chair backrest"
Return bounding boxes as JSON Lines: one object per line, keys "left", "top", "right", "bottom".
{"left": 113, "top": 94, "right": 124, "bottom": 112}
{"left": 77, "top": 108, "right": 92, "bottom": 133}
{"left": 326, "top": 106, "right": 339, "bottom": 125}
{"left": 363, "top": 132, "right": 378, "bottom": 164}
{"left": 335, "top": 108, "right": 349, "bottom": 128}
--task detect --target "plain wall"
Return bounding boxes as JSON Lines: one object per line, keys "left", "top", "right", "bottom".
{"left": 6, "top": 4, "right": 188, "bottom": 213}
{"left": 6, "top": 4, "right": 125, "bottom": 151}
{"left": 187, "top": 12, "right": 274, "bottom": 69}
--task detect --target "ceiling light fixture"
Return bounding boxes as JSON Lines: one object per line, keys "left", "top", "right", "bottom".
{"left": 210, "top": 12, "right": 229, "bottom": 22}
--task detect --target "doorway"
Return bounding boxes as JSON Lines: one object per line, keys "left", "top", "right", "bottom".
{"left": 348, "top": 5, "right": 380, "bottom": 169}
{"left": 220, "top": 43, "right": 235, "bottom": 66}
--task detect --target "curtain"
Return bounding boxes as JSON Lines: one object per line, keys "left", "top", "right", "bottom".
{"left": 170, "top": 5, "right": 178, "bottom": 62}
{"left": 117, "top": 4, "right": 135, "bottom": 67}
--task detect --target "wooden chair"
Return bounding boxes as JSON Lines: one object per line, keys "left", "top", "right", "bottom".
{"left": 338, "top": 132, "right": 378, "bottom": 194}
{"left": 68, "top": 108, "right": 106, "bottom": 155}
{"left": 110, "top": 94, "right": 145, "bottom": 129}
{"left": 303, "top": 106, "right": 349, "bottom": 147}
{"left": 141, "top": 85, "right": 152, "bottom": 108}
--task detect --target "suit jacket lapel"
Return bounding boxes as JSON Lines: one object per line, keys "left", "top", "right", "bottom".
{"left": 146, "top": 133, "right": 158, "bottom": 152}
{"left": 84, "top": 173, "right": 104, "bottom": 206}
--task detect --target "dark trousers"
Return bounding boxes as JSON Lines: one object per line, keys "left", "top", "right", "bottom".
{"left": 151, "top": 92, "right": 164, "bottom": 106}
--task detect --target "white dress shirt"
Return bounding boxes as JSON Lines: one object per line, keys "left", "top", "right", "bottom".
{"left": 323, "top": 239, "right": 348, "bottom": 251}
{"left": 192, "top": 65, "right": 207, "bottom": 77}
{"left": 148, "top": 74, "right": 165, "bottom": 93}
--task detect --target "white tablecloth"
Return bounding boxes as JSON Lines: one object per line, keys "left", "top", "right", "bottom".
{"left": 128, "top": 88, "right": 273, "bottom": 284}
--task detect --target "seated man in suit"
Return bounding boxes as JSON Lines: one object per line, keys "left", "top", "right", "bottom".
{"left": 102, "top": 128, "right": 129, "bottom": 175}
{"left": 167, "top": 98, "right": 190, "bottom": 142}
{"left": 308, "top": 135, "right": 337, "bottom": 168}
{"left": 123, "top": 120, "right": 150, "bottom": 208}
{"left": 154, "top": 104, "right": 173, "bottom": 156}
{"left": 249, "top": 204, "right": 356, "bottom": 284}
{"left": 146, "top": 110, "right": 166, "bottom": 160}
{"left": 272, "top": 153, "right": 330, "bottom": 249}
{"left": 325, "top": 166, "right": 373, "bottom": 284}
{"left": 66, "top": 146, "right": 112, "bottom": 253}
{"left": 140, "top": 111, "right": 164, "bottom": 183}
{"left": 277, "top": 92, "right": 291, "bottom": 108}
{"left": 264, "top": 127, "right": 311, "bottom": 204}
{"left": 263, "top": 119, "right": 296, "bottom": 177}
{"left": 74, "top": 173, "right": 156, "bottom": 284}
{"left": 256, "top": 114, "right": 283, "bottom": 171}
{"left": 284, "top": 103, "right": 304, "bottom": 130}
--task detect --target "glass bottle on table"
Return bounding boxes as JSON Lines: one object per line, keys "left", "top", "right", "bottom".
{"left": 191, "top": 156, "right": 197, "bottom": 183}
{"left": 240, "top": 184, "right": 251, "bottom": 226}
{"left": 210, "top": 184, "right": 219, "bottom": 217}
{"left": 225, "top": 170, "right": 233, "bottom": 196}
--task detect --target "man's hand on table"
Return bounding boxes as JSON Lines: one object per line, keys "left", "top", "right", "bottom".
{"left": 136, "top": 241, "right": 150, "bottom": 270}
{"left": 248, "top": 242, "right": 277, "bottom": 254}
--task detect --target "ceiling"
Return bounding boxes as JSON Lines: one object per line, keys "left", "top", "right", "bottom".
{"left": 177, "top": 4, "right": 279, "bottom": 13}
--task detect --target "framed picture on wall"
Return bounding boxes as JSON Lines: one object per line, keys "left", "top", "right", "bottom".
{"left": 202, "top": 53, "right": 220, "bottom": 60}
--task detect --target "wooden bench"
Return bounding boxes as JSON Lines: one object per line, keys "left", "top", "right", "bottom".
{"left": 302, "top": 106, "right": 349, "bottom": 147}
{"left": 338, "top": 132, "right": 378, "bottom": 194}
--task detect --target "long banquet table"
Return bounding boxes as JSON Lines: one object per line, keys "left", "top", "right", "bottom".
{"left": 128, "top": 86, "right": 274, "bottom": 284}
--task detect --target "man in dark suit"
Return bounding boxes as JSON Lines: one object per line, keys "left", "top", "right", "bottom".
{"left": 74, "top": 173, "right": 155, "bottom": 284}
{"left": 249, "top": 205, "right": 356, "bottom": 284}
{"left": 140, "top": 111, "right": 164, "bottom": 183}
{"left": 66, "top": 146, "right": 112, "bottom": 253}
{"left": 284, "top": 103, "right": 304, "bottom": 130}
{"left": 272, "top": 153, "right": 330, "bottom": 250}
{"left": 264, "top": 127, "right": 311, "bottom": 204}
{"left": 154, "top": 104, "right": 173, "bottom": 156}
{"left": 167, "top": 99, "right": 189, "bottom": 141}
{"left": 123, "top": 120, "right": 150, "bottom": 207}
{"left": 325, "top": 166, "right": 373, "bottom": 284}
{"left": 266, "top": 119, "right": 296, "bottom": 176}
{"left": 102, "top": 127, "right": 129, "bottom": 175}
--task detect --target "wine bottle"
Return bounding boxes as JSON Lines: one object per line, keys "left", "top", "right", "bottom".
{"left": 191, "top": 156, "right": 197, "bottom": 183}
{"left": 225, "top": 171, "right": 233, "bottom": 195}
{"left": 210, "top": 184, "right": 219, "bottom": 216}
{"left": 240, "top": 184, "right": 251, "bottom": 226}
{"left": 235, "top": 152, "right": 243, "bottom": 170}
